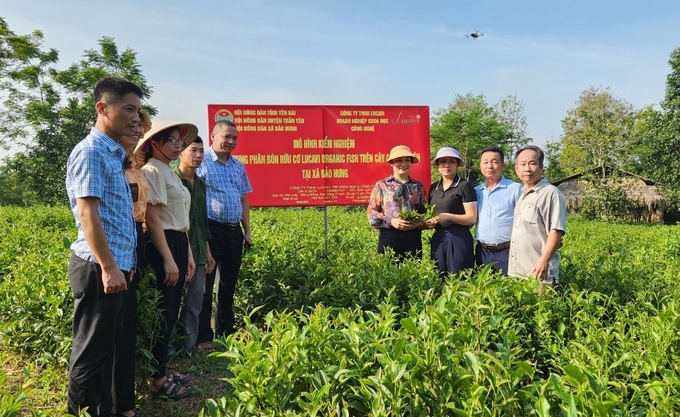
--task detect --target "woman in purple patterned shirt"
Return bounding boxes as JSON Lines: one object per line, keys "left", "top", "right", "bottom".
{"left": 367, "top": 145, "right": 427, "bottom": 259}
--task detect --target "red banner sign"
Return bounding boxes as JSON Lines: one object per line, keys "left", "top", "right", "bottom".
{"left": 207, "top": 105, "right": 430, "bottom": 207}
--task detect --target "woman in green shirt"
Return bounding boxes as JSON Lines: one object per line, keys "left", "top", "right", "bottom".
{"left": 173, "top": 136, "right": 216, "bottom": 355}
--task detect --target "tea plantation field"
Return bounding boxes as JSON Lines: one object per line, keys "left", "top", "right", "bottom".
{"left": 2, "top": 206, "right": 680, "bottom": 416}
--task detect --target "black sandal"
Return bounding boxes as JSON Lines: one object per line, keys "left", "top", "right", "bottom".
{"left": 113, "top": 411, "right": 141, "bottom": 417}
{"left": 151, "top": 377, "right": 192, "bottom": 400}
{"left": 113, "top": 411, "right": 142, "bottom": 417}
{"left": 167, "top": 372, "right": 192, "bottom": 385}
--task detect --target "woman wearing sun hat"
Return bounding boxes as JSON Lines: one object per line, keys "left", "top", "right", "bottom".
{"left": 425, "top": 146, "right": 478, "bottom": 275}
{"left": 367, "top": 144, "right": 427, "bottom": 259}
{"left": 133, "top": 120, "right": 197, "bottom": 400}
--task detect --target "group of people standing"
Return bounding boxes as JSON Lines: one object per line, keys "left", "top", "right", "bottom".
{"left": 65, "top": 77, "right": 251, "bottom": 416}
{"left": 367, "top": 143, "right": 567, "bottom": 288}
{"left": 63, "top": 75, "right": 567, "bottom": 417}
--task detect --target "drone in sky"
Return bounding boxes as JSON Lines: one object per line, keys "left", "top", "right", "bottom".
{"left": 466, "top": 31, "right": 484, "bottom": 39}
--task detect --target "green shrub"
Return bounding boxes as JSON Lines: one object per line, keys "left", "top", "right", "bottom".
{"left": 4, "top": 207, "right": 680, "bottom": 415}
{"left": 0, "top": 206, "right": 74, "bottom": 366}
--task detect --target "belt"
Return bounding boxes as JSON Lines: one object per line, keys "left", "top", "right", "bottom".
{"left": 209, "top": 220, "right": 241, "bottom": 230}
{"left": 479, "top": 242, "right": 511, "bottom": 252}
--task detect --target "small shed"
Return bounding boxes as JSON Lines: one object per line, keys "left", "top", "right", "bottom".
{"left": 553, "top": 169, "right": 665, "bottom": 223}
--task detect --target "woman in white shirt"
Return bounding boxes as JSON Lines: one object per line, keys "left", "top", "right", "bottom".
{"left": 133, "top": 120, "right": 197, "bottom": 400}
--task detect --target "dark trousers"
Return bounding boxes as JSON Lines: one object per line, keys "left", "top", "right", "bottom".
{"left": 111, "top": 223, "right": 146, "bottom": 413}
{"left": 377, "top": 228, "right": 422, "bottom": 260}
{"left": 146, "top": 230, "right": 188, "bottom": 379}
{"left": 67, "top": 254, "right": 127, "bottom": 417}
{"left": 475, "top": 242, "right": 510, "bottom": 276}
{"left": 198, "top": 221, "right": 243, "bottom": 343}
{"left": 430, "top": 225, "right": 474, "bottom": 275}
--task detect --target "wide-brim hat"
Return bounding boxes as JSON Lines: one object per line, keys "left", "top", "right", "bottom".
{"left": 387, "top": 145, "right": 419, "bottom": 163}
{"left": 133, "top": 120, "right": 198, "bottom": 167}
{"left": 432, "top": 146, "right": 464, "bottom": 166}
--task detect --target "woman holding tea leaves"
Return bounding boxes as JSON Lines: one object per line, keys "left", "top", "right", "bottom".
{"left": 425, "top": 146, "right": 478, "bottom": 275}
{"left": 367, "top": 145, "right": 427, "bottom": 259}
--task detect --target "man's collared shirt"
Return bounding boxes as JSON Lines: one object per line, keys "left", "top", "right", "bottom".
{"left": 196, "top": 147, "right": 252, "bottom": 225}
{"left": 507, "top": 177, "right": 567, "bottom": 282}
{"left": 475, "top": 176, "right": 523, "bottom": 244}
{"left": 174, "top": 166, "right": 212, "bottom": 265}
{"left": 66, "top": 127, "right": 136, "bottom": 271}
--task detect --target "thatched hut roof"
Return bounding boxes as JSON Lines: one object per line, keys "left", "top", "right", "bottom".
{"left": 553, "top": 167, "right": 664, "bottom": 222}
{"left": 553, "top": 167, "right": 656, "bottom": 187}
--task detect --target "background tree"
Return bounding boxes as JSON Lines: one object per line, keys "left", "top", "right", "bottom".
{"left": 0, "top": 18, "right": 156, "bottom": 205}
{"left": 494, "top": 94, "right": 529, "bottom": 152}
{"left": 544, "top": 140, "right": 569, "bottom": 181}
{"left": 0, "top": 158, "right": 36, "bottom": 206}
{"left": 640, "top": 46, "right": 680, "bottom": 210}
{"left": 430, "top": 93, "right": 529, "bottom": 183}
{"left": 0, "top": 17, "right": 59, "bottom": 151}
{"left": 627, "top": 104, "right": 661, "bottom": 174}
{"left": 549, "top": 86, "right": 637, "bottom": 178}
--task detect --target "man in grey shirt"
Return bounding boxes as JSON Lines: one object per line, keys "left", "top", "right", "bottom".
{"left": 508, "top": 145, "right": 566, "bottom": 291}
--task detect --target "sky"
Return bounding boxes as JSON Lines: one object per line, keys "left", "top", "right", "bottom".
{"left": 2, "top": 0, "right": 680, "bottom": 159}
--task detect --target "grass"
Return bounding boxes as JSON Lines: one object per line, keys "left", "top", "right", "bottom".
{"left": 1, "top": 347, "right": 234, "bottom": 416}
{"left": 137, "top": 350, "right": 233, "bottom": 416}
{"left": 1, "top": 351, "right": 68, "bottom": 415}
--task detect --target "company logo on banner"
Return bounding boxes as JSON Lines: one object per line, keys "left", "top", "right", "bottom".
{"left": 207, "top": 105, "right": 430, "bottom": 207}
{"left": 214, "top": 109, "right": 234, "bottom": 123}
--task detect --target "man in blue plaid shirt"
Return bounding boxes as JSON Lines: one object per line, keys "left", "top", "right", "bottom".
{"left": 196, "top": 120, "right": 252, "bottom": 350}
{"left": 65, "top": 77, "right": 142, "bottom": 417}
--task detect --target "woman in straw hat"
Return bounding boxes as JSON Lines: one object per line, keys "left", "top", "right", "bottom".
{"left": 110, "top": 110, "right": 151, "bottom": 417}
{"left": 133, "top": 120, "right": 198, "bottom": 400}
{"left": 367, "top": 144, "right": 427, "bottom": 259}
{"left": 425, "top": 146, "right": 478, "bottom": 275}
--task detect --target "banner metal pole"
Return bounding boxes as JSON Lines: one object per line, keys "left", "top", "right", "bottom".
{"left": 324, "top": 206, "right": 329, "bottom": 252}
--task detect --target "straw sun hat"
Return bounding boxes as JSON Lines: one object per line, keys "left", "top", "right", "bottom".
{"left": 386, "top": 145, "right": 419, "bottom": 163}
{"left": 139, "top": 109, "right": 152, "bottom": 134}
{"left": 133, "top": 120, "right": 198, "bottom": 167}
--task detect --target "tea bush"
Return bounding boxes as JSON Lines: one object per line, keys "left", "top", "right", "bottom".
{"left": 0, "top": 206, "right": 75, "bottom": 366}
{"left": 0, "top": 206, "right": 162, "bottom": 399}
{"left": 214, "top": 209, "right": 680, "bottom": 416}
{"left": 235, "top": 208, "right": 442, "bottom": 321}
{"left": 3, "top": 206, "right": 680, "bottom": 415}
